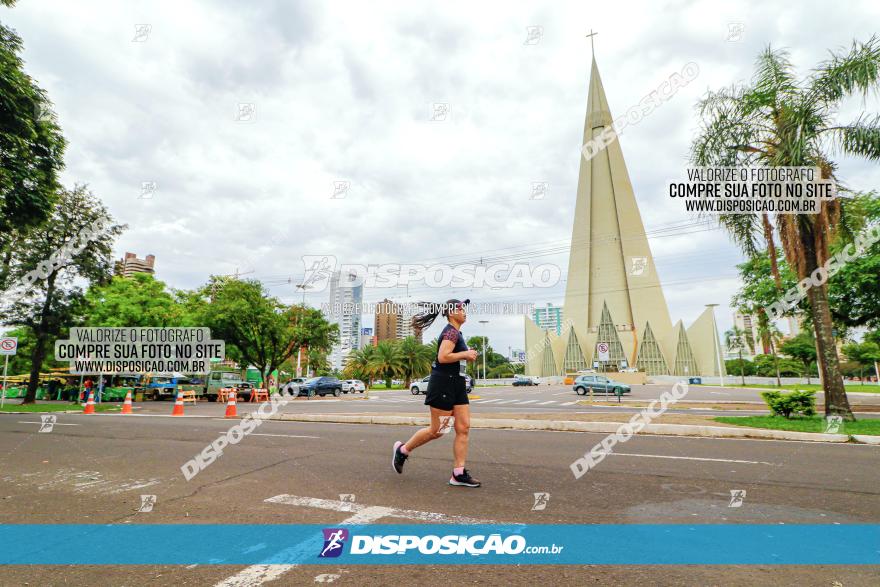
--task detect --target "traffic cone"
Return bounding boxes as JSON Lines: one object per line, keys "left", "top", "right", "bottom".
{"left": 224, "top": 390, "right": 238, "bottom": 419}
{"left": 121, "top": 390, "right": 133, "bottom": 414}
{"left": 171, "top": 389, "right": 185, "bottom": 416}
{"left": 83, "top": 389, "right": 96, "bottom": 415}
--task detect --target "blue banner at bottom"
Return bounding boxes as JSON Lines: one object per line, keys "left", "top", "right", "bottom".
{"left": 0, "top": 524, "right": 877, "bottom": 565}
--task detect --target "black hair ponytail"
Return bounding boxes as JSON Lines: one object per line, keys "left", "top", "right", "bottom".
{"left": 411, "top": 302, "right": 441, "bottom": 331}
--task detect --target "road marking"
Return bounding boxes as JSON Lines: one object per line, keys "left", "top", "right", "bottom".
{"left": 476, "top": 398, "right": 504, "bottom": 403}
{"left": 264, "top": 494, "right": 500, "bottom": 524}
{"left": 16, "top": 421, "right": 79, "bottom": 426}
{"left": 216, "top": 496, "right": 502, "bottom": 586}
{"left": 561, "top": 401, "right": 578, "bottom": 406}
{"left": 537, "top": 401, "right": 557, "bottom": 405}
{"left": 517, "top": 400, "right": 540, "bottom": 405}
{"left": 552, "top": 392, "right": 572, "bottom": 396}
{"left": 610, "top": 453, "right": 779, "bottom": 465}
{"left": 250, "top": 433, "right": 321, "bottom": 439}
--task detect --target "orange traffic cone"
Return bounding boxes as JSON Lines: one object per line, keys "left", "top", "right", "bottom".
{"left": 224, "top": 390, "right": 238, "bottom": 419}
{"left": 83, "top": 389, "right": 96, "bottom": 415}
{"left": 171, "top": 390, "right": 185, "bottom": 416}
{"left": 121, "top": 389, "right": 133, "bottom": 414}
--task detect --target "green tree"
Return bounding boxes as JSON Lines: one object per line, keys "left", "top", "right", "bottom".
{"left": 1, "top": 185, "right": 123, "bottom": 403}
{"left": 724, "top": 326, "right": 749, "bottom": 385}
{"left": 842, "top": 341, "right": 880, "bottom": 382}
{"left": 779, "top": 331, "right": 818, "bottom": 384}
{"left": 397, "top": 337, "right": 433, "bottom": 388}
{"left": 757, "top": 321, "right": 784, "bottom": 387}
{"left": 0, "top": 3, "right": 67, "bottom": 238}
{"left": 1, "top": 325, "right": 64, "bottom": 375}
{"left": 84, "top": 273, "right": 189, "bottom": 327}
{"left": 289, "top": 304, "right": 339, "bottom": 376}
{"left": 343, "top": 345, "right": 377, "bottom": 387}
{"left": 201, "top": 280, "right": 337, "bottom": 389}
{"left": 725, "top": 358, "right": 755, "bottom": 378}
{"left": 692, "top": 38, "right": 880, "bottom": 419}
{"left": 826, "top": 193, "right": 880, "bottom": 330}
{"left": 368, "top": 340, "right": 404, "bottom": 389}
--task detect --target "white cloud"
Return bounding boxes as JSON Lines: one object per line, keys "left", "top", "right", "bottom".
{"left": 6, "top": 0, "right": 879, "bottom": 351}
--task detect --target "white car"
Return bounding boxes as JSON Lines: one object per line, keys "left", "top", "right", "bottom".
{"left": 410, "top": 376, "right": 430, "bottom": 395}
{"left": 342, "top": 379, "right": 366, "bottom": 393}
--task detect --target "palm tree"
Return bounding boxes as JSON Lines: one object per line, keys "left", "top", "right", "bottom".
{"left": 398, "top": 337, "right": 434, "bottom": 388}
{"left": 757, "top": 321, "right": 784, "bottom": 388}
{"left": 691, "top": 37, "right": 880, "bottom": 420}
{"left": 343, "top": 346, "right": 377, "bottom": 388}
{"left": 368, "top": 340, "right": 405, "bottom": 389}
{"left": 725, "top": 326, "right": 749, "bottom": 386}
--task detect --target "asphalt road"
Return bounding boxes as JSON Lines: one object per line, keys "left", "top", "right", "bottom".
{"left": 1, "top": 408, "right": 878, "bottom": 586}
{"left": 105, "top": 382, "right": 880, "bottom": 419}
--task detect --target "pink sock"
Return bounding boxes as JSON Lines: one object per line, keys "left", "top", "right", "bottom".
{"left": 400, "top": 444, "right": 410, "bottom": 455}
{"left": 453, "top": 467, "right": 464, "bottom": 476}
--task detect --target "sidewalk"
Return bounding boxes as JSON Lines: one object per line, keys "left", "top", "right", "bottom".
{"left": 268, "top": 411, "right": 880, "bottom": 445}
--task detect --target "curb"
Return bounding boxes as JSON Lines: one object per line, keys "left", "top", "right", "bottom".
{"left": 269, "top": 413, "right": 875, "bottom": 444}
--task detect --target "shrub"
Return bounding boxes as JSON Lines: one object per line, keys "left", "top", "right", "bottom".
{"left": 761, "top": 390, "right": 816, "bottom": 418}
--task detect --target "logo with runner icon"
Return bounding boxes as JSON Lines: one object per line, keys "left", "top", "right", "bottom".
{"left": 319, "top": 528, "right": 349, "bottom": 558}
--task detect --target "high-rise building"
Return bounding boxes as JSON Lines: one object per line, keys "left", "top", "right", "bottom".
{"left": 524, "top": 56, "right": 724, "bottom": 377}
{"left": 325, "top": 270, "right": 363, "bottom": 371}
{"left": 115, "top": 252, "right": 155, "bottom": 277}
{"left": 374, "top": 300, "right": 422, "bottom": 343}
{"left": 533, "top": 303, "right": 563, "bottom": 335}
{"left": 733, "top": 312, "right": 764, "bottom": 358}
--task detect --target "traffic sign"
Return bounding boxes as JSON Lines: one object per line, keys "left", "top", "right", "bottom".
{"left": 596, "top": 342, "right": 610, "bottom": 362}
{"left": 0, "top": 337, "right": 18, "bottom": 356}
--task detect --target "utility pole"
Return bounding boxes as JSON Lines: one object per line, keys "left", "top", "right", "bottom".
{"left": 478, "top": 320, "right": 489, "bottom": 383}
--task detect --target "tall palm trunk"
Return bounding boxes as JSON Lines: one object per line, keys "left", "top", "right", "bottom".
{"left": 807, "top": 282, "right": 852, "bottom": 418}
{"left": 762, "top": 214, "right": 783, "bottom": 290}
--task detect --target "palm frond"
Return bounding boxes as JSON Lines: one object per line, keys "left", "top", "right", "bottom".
{"left": 753, "top": 46, "right": 797, "bottom": 99}
{"left": 809, "top": 35, "right": 880, "bottom": 104}
{"left": 822, "top": 114, "right": 880, "bottom": 161}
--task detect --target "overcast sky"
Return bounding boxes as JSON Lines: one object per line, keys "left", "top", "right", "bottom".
{"left": 6, "top": 0, "right": 880, "bottom": 352}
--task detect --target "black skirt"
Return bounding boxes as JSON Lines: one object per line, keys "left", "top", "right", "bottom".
{"left": 424, "top": 372, "right": 469, "bottom": 411}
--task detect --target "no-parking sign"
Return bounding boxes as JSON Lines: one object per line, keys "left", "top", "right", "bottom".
{"left": 596, "top": 342, "right": 610, "bottom": 362}
{"left": 0, "top": 337, "right": 17, "bottom": 356}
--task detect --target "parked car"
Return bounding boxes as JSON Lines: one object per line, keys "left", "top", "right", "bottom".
{"left": 142, "top": 374, "right": 200, "bottom": 400}
{"left": 411, "top": 375, "right": 473, "bottom": 394}
{"left": 298, "top": 376, "right": 343, "bottom": 397}
{"left": 512, "top": 375, "right": 538, "bottom": 387}
{"left": 280, "top": 377, "right": 306, "bottom": 396}
{"left": 342, "top": 379, "right": 366, "bottom": 393}
{"left": 573, "top": 375, "right": 631, "bottom": 396}
{"left": 410, "top": 376, "right": 430, "bottom": 395}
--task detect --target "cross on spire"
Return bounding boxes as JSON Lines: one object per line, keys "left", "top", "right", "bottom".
{"left": 586, "top": 29, "right": 598, "bottom": 55}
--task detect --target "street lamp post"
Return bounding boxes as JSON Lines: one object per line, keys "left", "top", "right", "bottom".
{"left": 706, "top": 304, "right": 725, "bottom": 387}
{"left": 295, "top": 284, "right": 311, "bottom": 377}
{"left": 478, "top": 320, "right": 489, "bottom": 383}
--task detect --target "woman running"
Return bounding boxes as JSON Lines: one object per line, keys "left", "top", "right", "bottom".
{"left": 392, "top": 299, "right": 481, "bottom": 487}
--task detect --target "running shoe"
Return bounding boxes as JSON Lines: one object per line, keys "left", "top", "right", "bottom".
{"left": 449, "top": 469, "right": 481, "bottom": 487}
{"left": 392, "top": 441, "right": 408, "bottom": 474}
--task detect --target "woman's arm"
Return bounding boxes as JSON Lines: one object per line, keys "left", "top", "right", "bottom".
{"left": 437, "top": 339, "right": 477, "bottom": 363}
